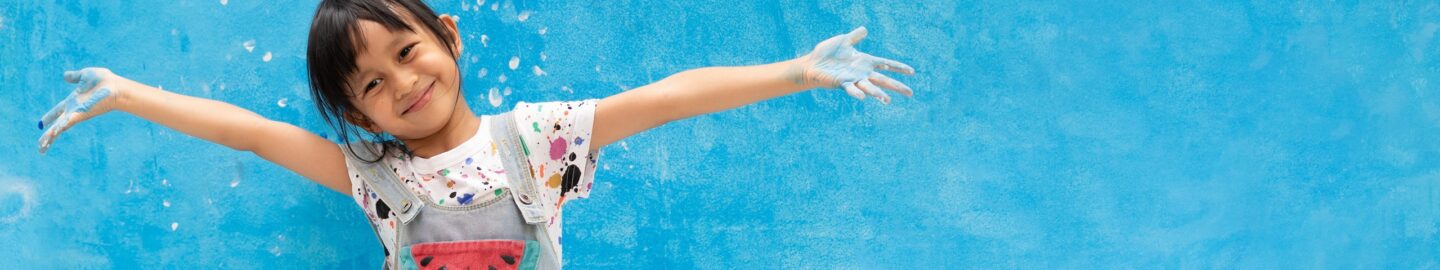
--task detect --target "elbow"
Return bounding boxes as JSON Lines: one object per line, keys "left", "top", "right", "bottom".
{"left": 225, "top": 120, "right": 270, "bottom": 153}
{"left": 651, "top": 76, "right": 690, "bottom": 125}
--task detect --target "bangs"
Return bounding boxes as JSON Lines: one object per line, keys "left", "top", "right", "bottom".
{"left": 308, "top": 0, "right": 414, "bottom": 102}
{"left": 305, "top": 0, "right": 457, "bottom": 160}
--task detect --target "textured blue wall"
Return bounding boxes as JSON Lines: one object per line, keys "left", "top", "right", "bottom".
{"left": 2, "top": 0, "right": 1439, "bottom": 268}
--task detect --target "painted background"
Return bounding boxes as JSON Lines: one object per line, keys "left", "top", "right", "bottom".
{"left": 2, "top": 0, "right": 1439, "bottom": 268}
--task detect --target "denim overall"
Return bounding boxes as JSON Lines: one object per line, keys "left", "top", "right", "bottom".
{"left": 343, "top": 112, "right": 562, "bottom": 270}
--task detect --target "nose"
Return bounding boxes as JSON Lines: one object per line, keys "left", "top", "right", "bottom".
{"left": 391, "top": 68, "right": 421, "bottom": 101}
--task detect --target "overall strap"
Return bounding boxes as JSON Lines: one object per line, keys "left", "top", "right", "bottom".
{"left": 340, "top": 142, "right": 424, "bottom": 224}
{"left": 489, "top": 112, "right": 554, "bottom": 225}
{"left": 491, "top": 112, "right": 563, "bottom": 269}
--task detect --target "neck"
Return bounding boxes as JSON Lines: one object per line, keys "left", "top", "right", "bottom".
{"left": 401, "top": 96, "right": 479, "bottom": 159}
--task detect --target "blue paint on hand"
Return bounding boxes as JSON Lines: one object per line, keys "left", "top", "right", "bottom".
{"left": 73, "top": 88, "right": 111, "bottom": 113}
{"left": 36, "top": 68, "right": 118, "bottom": 154}
{"left": 799, "top": 27, "right": 916, "bottom": 104}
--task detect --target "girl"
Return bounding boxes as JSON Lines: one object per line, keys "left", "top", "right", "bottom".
{"left": 36, "top": 0, "right": 915, "bottom": 268}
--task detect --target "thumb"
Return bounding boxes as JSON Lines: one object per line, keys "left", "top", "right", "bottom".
{"left": 846, "top": 26, "right": 868, "bottom": 45}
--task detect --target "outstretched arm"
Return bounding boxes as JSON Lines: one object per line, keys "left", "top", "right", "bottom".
{"left": 37, "top": 68, "right": 351, "bottom": 193}
{"left": 592, "top": 27, "right": 916, "bottom": 151}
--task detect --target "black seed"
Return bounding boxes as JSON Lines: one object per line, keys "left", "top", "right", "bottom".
{"left": 437, "top": 266, "right": 446, "bottom": 270}
{"left": 501, "top": 254, "right": 516, "bottom": 265}
{"left": 420, "top": 256, "right": 433, "bottom": 266}
{"left": 568, "top": 153, "right": 576, "bottom": 161}
{"left": 489, "top": 265, "right": 498, "bottom": 270}
{"left": 450, "top": 191, "right": 457, "bottom": 198}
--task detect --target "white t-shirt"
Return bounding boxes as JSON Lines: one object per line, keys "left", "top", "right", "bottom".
{"left": 344, "top": 100, "right": 601, "bottom": 263}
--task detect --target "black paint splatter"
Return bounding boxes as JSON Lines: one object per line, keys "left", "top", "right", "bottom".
{"left": 375, "top": 198, "right": 391, "bottom": 219}
{"left": 562, "top": 164, "right": 582, "bottom": 195}
{"left": 501, "top": 254, "right": 516, "bottom": 264}
{"left": 420, "top": 255, "right": 434, "bottom": 266}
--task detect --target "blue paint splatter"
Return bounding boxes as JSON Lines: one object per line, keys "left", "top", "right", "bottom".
{"left": 457, "top": 193, "right": 475, "bottom": 205}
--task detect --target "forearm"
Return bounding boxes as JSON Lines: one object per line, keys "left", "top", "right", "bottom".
{"left": 656, "top": 59, "right": 820, "bottom": 122}
{"left": 117, "top": 83, "right": 271, "bottom": 152}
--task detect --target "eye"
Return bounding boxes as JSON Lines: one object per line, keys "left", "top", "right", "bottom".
{"left": 398, "top": 44, "right": 416, "bottom": 60}
{"left": 363, "top": 79, "right": 381, "bottom": 93}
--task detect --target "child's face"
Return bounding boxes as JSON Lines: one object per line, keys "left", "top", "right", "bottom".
{"left": 345, "top": 15, "right": 463, "bottom": 140}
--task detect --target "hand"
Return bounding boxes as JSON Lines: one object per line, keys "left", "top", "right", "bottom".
{"left": 37, "top": 67, "right": 130, "bottom": 154}
{"left": 797, "top": 26, "right": 917, "bottom": 104}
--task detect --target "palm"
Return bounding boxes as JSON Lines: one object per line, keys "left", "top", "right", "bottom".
{"left": 800, "top": 27, "right": 917, "bottom": 104}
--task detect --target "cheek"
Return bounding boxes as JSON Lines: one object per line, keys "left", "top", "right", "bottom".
{"left": 418, "top": 52, "right": 460, "bottom": 81}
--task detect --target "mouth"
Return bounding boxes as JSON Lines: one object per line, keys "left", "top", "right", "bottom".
{"left": 401, "top": 81, "right": 435, "bottom": 115}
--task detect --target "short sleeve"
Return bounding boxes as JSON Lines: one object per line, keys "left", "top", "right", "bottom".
{"left": 512, "top": 99, "right": 601, "bottom": 208}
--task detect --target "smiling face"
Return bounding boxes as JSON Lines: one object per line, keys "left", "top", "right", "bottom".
{"left": 344, "top": 15, "right": 464, "bottom": 140}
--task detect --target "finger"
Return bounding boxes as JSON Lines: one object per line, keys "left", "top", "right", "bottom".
{"left": 869, "top": 72, "right": 914, "bottom": 97}
{"left": 38, "top": 112, "right": 78, "bottom": 154}
{"left": 63, "top": 69, "right": 101, "bottom": 90}
{"left": 39, "top": 91, "right": 79, "bottom": 130}
{"left": 63, "top": 70, "right": 85, "bottom": 84}
{"left": 856, "top": 80, "right": 891, "bottom": 104}
{"left": 871, "top": 56, "right": 916, "bottom": 75}
{"left": 840, "top": 82, "right": 866, "bottom": 100}
{"left": 846, "top": 26, "right": 868, "bottom": 45}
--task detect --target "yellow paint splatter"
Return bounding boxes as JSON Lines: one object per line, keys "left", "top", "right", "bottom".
{"left": 547, "top": 173, "right": 563, "bottom": 188}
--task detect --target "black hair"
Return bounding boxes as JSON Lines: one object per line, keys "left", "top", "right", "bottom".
{"left": 306, "top": 0, "right": 459, "bottom": 163}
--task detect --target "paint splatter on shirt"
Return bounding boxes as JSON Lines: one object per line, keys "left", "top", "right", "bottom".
{"left": 343, "top": 100, "right": 600, "bottom": 265}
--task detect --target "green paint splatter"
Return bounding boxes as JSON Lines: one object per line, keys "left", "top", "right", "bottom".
{"left": 520, "top": 136, "right": 530, "bottom": 155}
{"left": 532, "top": 122, "right": 541, "bottom": 133}
{"left": 440, "top": 169, "right": 450, "bottom": 176}
{"left": 438, "top": 198, "right": 445, "bottom": 204}
{"left": 495, "top": 188, "right": 504, "bottom": 196}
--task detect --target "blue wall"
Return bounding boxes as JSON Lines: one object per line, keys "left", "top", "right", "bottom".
{"left": 3, "top": 0, "right": 1439, "bottom": 268}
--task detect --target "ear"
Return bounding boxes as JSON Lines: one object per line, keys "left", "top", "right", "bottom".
{"left": 438, "top": 14, "right": 463, "bottom": 56}
{"left": 344, "top": 111, "right": 382, "bottom": 134}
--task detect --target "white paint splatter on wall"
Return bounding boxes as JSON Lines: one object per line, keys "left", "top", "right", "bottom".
{"left": 508, "top": 55, "right": 520, "bottom": 70}
{"left": 0, "top": 179, "right": 36, "bottom": 224}
{"left": 243, "top": 39, "right": 256, "bottom": 52}
{"left": 262, "top": 51, "right": 273, "bottom": 62}
{"left": 488, "top": 87, "right": 503, "bottom": 107}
